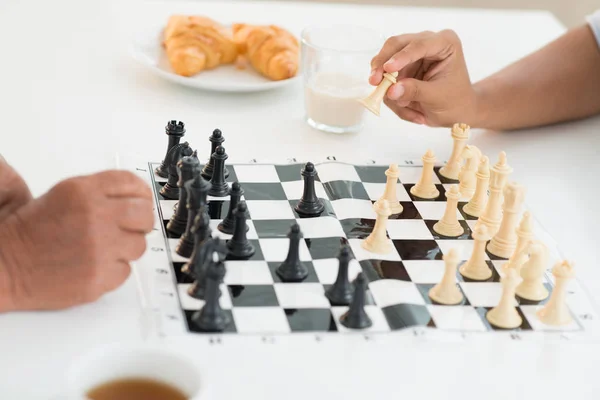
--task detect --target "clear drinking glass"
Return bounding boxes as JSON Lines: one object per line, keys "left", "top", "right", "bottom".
{"left": 301, "top": 24, "right": 383, "bottom": 134}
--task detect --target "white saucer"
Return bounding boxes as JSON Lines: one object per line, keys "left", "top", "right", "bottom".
{"left": 130, "top": 25, "right": 301, "bottom": 93}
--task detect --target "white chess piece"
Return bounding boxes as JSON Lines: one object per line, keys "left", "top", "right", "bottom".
{"left": 380, "top": 163, "right": 403, "bottom": 214}
{"left": 476, "top": 151, "right": 513, "bottom": 236}
{"left": 433, "top": 185, "right": 464, "bottom": 237}
{"left": 362, "top": 199, "right": 393, "bottom": 253}
{"left": 537, "top": 260, "right": 575, "bottom": 326}
{"left": 486, "top": 267, "right": 522, "bottom": 329}
{"left": 503, "top": 211, "right": 535, "bottom": 272}
{"left": 487, "top": 182, "right": 526, "bottom": 258}
{"left": 358, "top": 71, "right": 398, "bottom": 116}
{"left": 439, "top": 123, "right": 470, "bottom": 180}
{"left": 429, "top": 248, "right": 464, "bottom": 305}
{"left": 463, "top": 156, "right": 490, "bottom": 217}
{"left": 459, "top": 224, "right": 493, "bottom": 281}
{"left": 515, "top": 241, "right": 549, "bottom": 301}
{"left": 410, "top": 149, "right": 439, "bottom": 199}
{"left": 458, "top": 145, "right": 481, "bottom": 200}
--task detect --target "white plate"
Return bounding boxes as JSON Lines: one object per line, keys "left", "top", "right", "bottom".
{"left": 130, "top": 25, "right": 301, "bottom": 93}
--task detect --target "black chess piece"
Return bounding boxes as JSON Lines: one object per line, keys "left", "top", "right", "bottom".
{"left": 208, "top": 146, "right": 230, "bottom": 197}
{"left": 226, "top": 201, "right": 255, "bottom": 259}
{"left": 294, "top": 162, "right": 324, "bottom": 217}
{"left": 176, "top": 173, "right": 211, "bottom": 257}
{"left": 160, "top": 142, "right": 193, "bottom": 199}
{"left": 340, "top": 272, "right": 372, "bottom": 329}
{"left": 191, "top": 251, "right": 230, "bottom": 332}
{"left": 188, "top": 236, "right": 228, "bottom": 300}
{"left": 218, "top": 181, "right": 247, "bottom": 234}
{"left": 181, "top": 207, "right": 211, "bottom": 277}
{"left": 167, "top": 151, "right": 200, "bottom": 236}
{"left": 275, "top": 223, "right": 308, "bottom": 282}
{"left": 156, "top": 120, "right": 185, "bottom": 178}
{"left": 325, "top": 244, "right": 354, "bottom": 305}
{"left": 201, "top": 129, "right": 229, "bottom": 180}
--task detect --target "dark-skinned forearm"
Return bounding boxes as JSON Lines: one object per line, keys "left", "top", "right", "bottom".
{"left": 471, "top": 24, "right": 600, "bottom": 131}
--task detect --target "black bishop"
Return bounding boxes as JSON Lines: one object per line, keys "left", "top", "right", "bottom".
{"left": 340, "top": 272, "right": 372, "bottom": 329}
{"left": 191, "top": 251, "right": 230, "bottom": 332}
{"left": 325, "top": 244, "right": 354, "bottom": 305}
{"left": 218, "top": 181, "right": 246, "bottom": 235}
{"left": 275, "top": 223, "right": 308, "bottom": 282}
{"left": 176, "top": 173, "right": 210, "bottom": 257}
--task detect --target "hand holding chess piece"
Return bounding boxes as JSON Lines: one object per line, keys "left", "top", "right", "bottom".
{"left": 359, "top": 71, "right": 398, "bottom": 116}
{"left": 0, "top": 170, "right": 154, "bottom": 311}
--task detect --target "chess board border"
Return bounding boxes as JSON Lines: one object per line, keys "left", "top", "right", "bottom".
{"left": 134, "top": 157, "right": 600, "bottom": 343}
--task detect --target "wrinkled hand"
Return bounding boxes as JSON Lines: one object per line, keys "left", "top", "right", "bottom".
{"left": 0, "top": 157, "right": 33, "bottom": 223}
{"left": 0, "top": 170, "right": 154, "bottom": 311}
{"left": 369, "top": 30, "right": 478, "bottom": 127}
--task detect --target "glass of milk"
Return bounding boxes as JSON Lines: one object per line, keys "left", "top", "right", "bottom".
{"left": 301, "top": 24, "right": 383, "bottom": 134}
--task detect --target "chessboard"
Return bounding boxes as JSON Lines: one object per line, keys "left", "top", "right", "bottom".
{"left": 131, "top": 121, "right": 599, "bottom": 342}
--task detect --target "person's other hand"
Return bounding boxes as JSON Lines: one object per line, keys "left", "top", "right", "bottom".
{"left": 0, "top": 157, "right": 33, "bottom": 223}
{"left": 0, "top": 170, "right": 154, "bottom": 311}
{"left": 369, "top": 30, "right": 478, "bottom": 127}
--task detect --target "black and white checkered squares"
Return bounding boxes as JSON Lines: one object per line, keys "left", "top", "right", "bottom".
{"left": 147, "top": 161, "right": 582, "bottom": 336}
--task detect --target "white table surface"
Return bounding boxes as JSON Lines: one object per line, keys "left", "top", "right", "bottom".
{"left": 1, "top": 0, "right": 600, "bottom": 398}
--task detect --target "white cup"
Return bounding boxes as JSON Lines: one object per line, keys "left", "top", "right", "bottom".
{"left": 59, "top": 343, "right": 203, "bottom": 399}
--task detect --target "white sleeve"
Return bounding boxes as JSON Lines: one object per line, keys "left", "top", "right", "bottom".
{"left": 587, "top": 10, "right": 600, "bottom": 47}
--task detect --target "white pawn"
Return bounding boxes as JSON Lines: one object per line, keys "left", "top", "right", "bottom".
{"left": 429, "top": 248, "right": 463, "bottom": 305}
{"left": 380, "top": 163, "right": 403, "bottom": 215}
{"left": 487, "top": 182, "right": 527, "bottom": 259}
{"left": 537, "top": 260, "right": 575, "bottom": 326}
{"left": 458, "top": 145, "right": 481, "bottom": 200}
{"left": 459, "top": 224, "right": 493, "bottom": 281}
{"left": 433, "top": 185, "right": 464, "bottom": 237}
{"left": 410, "top": 149, "right": 439, "bottom": 199}
{"left": 463, "top": 156, "right": 490, "bottom": 218}
{"left": 503, "top": 211, "right": 535, "bottom": 273}
{"left": 486, "top": 267, "right": 522, "bottom": 329}
{"left": 515, "top": 241, "right": 549, "bottom": 302}
{"left": 359, "top": 71, "right": 398, "bottom": 116}
{"left": 439, "top": 123, "right": 470, "bottom": 180}
{"left": 362, "top": 199, "right": 392, "bottom": 254}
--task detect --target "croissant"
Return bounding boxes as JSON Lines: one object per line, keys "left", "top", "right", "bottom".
{"left": 232, "top": 23, "right": 299, "bottom": 81}
{"left": 163, "top": 15, "right": 238, "bottom": 77}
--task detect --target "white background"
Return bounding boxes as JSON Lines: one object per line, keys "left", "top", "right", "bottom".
{"left": 0, "top": 0, "right": 599, "bottom": 398}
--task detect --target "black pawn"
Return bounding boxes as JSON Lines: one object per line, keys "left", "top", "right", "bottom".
{"left": 201, "top": 129, "right": 229, "bottom": 180}
{"left": 294, "top": 162, "right": 324, "bottom": 217}
{"left": 160, "top": 142, "right": 193, "bottom": 200}
{"left": 188, "top": 236, "right": 227, "bottom": 300}
{"left": 325, "top": 245, "right": 354, "bottom": 305}
{"left": 208, "top": 146, "right": 230, "bottom": 197}
{"left": 275, "top": 223, "right": 308, "bottom": 282}
{"left": 176, "top": 174, "right": 211, "bottom": 257}
{"left": 191, "top": 251, "right": 230, "bottom": 332}
{"left": 340, "top": 273, "right": 372, "bottom": 329}
{"left": 156, "top": 120, "right": 185, "bottom": 178}
{"left": 218, "top": 181, "right": 247, "bottom": 234}
{"left": 167, "top": 151, "right": 199, "bottom": 236}
{"left": 182, "top": 207, "right": 211, "bottom": 277}
{"left": 226, "top": 201, "right": 255, "bottom": 259}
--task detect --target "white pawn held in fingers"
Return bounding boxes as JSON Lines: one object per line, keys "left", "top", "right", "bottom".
{"left": 359, "top": 71, "right": 398, "bottom": 116}
{"left": 537, "top": 260, "right": 575, "bottom": 326}
{"left": 515, "top": 241, "right": 549, "bottom": 302}
{"left": 429, "top": 248, "right": 464, "bottom": 305}
{"left": 380, "top": 163, "right": 403, "bottom": 215}
{"left": 476, "top": 151, "right": 513, "bottom": 236}
{"left": 487, "top": 182, "right": 527, "bottom": 259}
{"left": 410, "top": 149, "right": 439, "bottom": 199}
{"left": 459, "top": 224, "right": 493, "bottom": 281}
{"left": 486, "top": 268, "right": 522, "bottom": 329}
{"left": 458, "top": 145, "right": 481, "bottom": 200}
{"left": 463, "top": 155, "right": 490, "bottom": 218}
{"left": 362, "top": 199, "right": 393, "bottom": 254}
{"left": 433, "top": 185, "right": 464, "bottom": 237}
{"left": 503, "top": 211, "right": 535, "bottom": 273}
{"left": 439, "top": 123, "right": 470, "bottom": 180}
